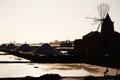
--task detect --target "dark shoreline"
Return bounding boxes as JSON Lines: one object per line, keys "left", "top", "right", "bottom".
{"left": 0, "top": 76, "right": 120, "bottom": 80}
{"left": 0, "top": 77, "right": 82, "bottom": 80}
{"left": 0, "top": 48, "right": 120, "bottom": 69}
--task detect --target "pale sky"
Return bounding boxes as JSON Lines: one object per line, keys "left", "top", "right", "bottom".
{"left": 0, "top": 0, "right": 120, "bottom": 44}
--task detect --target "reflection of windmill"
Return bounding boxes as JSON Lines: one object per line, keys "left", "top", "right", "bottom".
{"left": 86, "top": 3, "right": 110, "bottom": 31}
{"left": 43, "top": 64, "right": 100, "bottom": 73}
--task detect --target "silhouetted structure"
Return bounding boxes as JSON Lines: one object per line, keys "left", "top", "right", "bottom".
{"left": 32, "top": 43, "right": 61, "bottom": 56}
{"left": 7, "top": 43, "right": 16, "bottom": 50}
{"left": 0, "top": 44, "right": 7, "bottom": 49}
{"left": 15, "top": 43, "right": 34, "bottom": 52}
{"left": 39, "top": 74, "right": 62, "bottom": 80}
{"left": 73, "top": 3, "right": 120, "bottom": 57}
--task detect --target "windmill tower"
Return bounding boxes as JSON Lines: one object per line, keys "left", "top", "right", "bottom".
{"left": 86, "top": 3, "right": 115, "bottom": 52}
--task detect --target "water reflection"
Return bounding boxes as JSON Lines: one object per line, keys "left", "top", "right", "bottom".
{"left": 34, "top": 63, "right": 119, "bottom": 77}
{"left": 40, "top": 64, "right": 100, "bottom": 73}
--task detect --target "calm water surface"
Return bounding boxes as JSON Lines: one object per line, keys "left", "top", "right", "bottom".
{"left": 0, "top": 52, "right": 119, "bottom": 78}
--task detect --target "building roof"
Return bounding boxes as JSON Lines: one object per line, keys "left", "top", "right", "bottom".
{"left": 83, "top": 31, "right": 101, "bottom": 40}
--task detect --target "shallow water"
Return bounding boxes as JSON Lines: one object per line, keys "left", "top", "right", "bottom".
{"left": 0, "top": 52, "right": 119, "bottom": 78}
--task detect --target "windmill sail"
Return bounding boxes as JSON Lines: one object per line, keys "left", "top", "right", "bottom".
{"left": 86, "top": 3, "right": 110, "bottom": 31}
{"left": 97, "top": 3, "right": 110, "bottom": 19}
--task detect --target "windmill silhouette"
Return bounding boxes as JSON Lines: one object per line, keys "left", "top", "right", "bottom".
{"left": 86, "top": 3, "right": 110, "bottom": 31}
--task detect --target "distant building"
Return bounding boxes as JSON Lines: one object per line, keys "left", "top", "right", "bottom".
{"left": 60, "top": 40, "right": 73, "bottom": 47}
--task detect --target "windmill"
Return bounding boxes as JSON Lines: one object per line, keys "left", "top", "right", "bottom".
{"left": 86, "top": 3, "right": 110, "bottom": 31}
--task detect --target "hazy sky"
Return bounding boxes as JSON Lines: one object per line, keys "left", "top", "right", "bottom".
{"left": 0, "top": 0, "right": 120, "bottom": 43}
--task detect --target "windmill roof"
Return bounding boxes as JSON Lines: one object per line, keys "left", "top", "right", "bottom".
{"left": 32, "top": 43, "right": 61, "bottom": 56}
{"left": 15, "top": 44, "right": 33, "bottom": 52}
{"left": 104, "top": 13, "right": 112, "bottom": 22}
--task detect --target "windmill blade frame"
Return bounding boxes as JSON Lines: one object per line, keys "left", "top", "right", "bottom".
{"left": 97, "top": 4, "right": 102, "bottom": 18}
{"left": 97, "top": 3, "right": 110, "bottom": 19}
{"left": 91, "top": 20, "right": 100, "bottom": 25}
{"left": 86, "top": 17, "right": 101, "bottom": 22}
{"left": 97, "top": 21, "right": 103, "bottom": 31}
